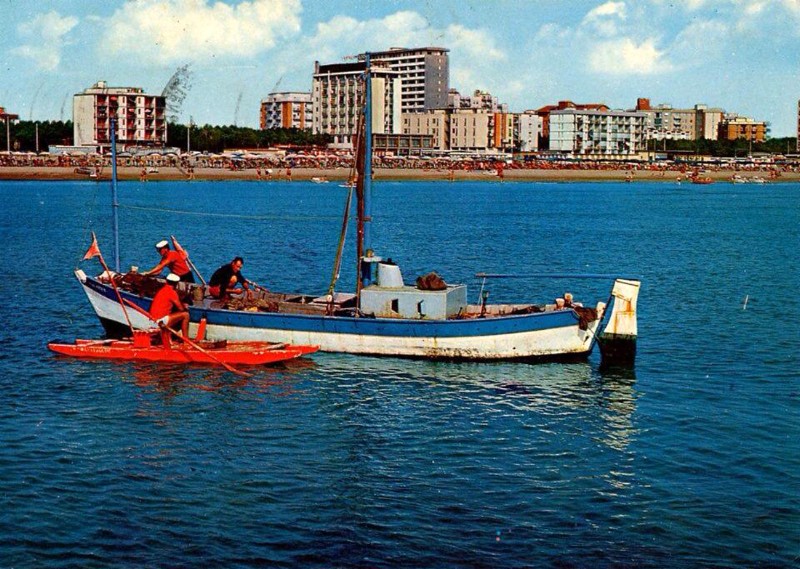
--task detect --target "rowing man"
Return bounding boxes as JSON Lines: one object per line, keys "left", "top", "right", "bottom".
{"left": 149, "top": 273, "right": 189, "bottom": 338}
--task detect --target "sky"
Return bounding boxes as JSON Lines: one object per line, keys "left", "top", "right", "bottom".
{"left": 2, "top": 0, "right": 799, "bottom": 136}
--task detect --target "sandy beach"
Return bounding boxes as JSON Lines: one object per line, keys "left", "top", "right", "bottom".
{"left": 0, "top": 164, "right": 796, "bottom": 183}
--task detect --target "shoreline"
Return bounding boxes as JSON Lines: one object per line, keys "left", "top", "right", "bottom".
{"left": 0, "top": 165, "right": 797, "bottom": 183}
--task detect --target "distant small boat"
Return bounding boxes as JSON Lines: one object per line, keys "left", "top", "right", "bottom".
{"left": 311, "top": 177, "right": 329, "bottom": 184}
{"left": 691, "top": 175, "right": 714, "bottom": 185}
{"left": 48, "top": 334, "right": 318, "bottom": 366}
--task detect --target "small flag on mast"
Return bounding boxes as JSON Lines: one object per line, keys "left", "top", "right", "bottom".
{"left": 82, "top": 232, "right": 101, "bottom": 260}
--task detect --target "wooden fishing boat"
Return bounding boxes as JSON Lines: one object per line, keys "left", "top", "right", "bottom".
{"left": 48, "top": 331, "right": 318, "bottom": 366}
{"left": 76, "top": 55, "right": 641, "bottom": 366}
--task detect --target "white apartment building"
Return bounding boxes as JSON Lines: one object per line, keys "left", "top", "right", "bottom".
{"left": 73, "top": 81, "right": 166, "bottom": 150}
{"left": 312, "top": 61, "right": 401, "bottom": 148}
{"left": 260, "top": 92, "right": 311, "bottom": 130}
{"left": 358, "top": 47, "right": 449, "bottom": 113}
{"left": 550, "top": 109, "right": 646, "bottom": 157}
{"left": 517, "top": 112, "right": 542, "bottom": 152}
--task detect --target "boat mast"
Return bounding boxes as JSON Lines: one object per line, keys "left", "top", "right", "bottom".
{"left": 111, "top": 116, "right": 120, "bottom": 272}
{"left": 356, "top": 53, "right": 374, "bottom": 299}
{"left": 363, "top": 53, "right": 373, "bottom": 267}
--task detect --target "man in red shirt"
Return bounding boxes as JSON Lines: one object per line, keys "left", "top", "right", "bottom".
{"left": 143, "top": 240, "right": 194, "bottom": 282}
{"left": 149, "top": 273, "right": 189, "bottom": 338}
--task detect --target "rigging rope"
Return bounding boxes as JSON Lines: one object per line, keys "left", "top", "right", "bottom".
{"left": 119, "top": 204, "right": 340, "bottom": 221}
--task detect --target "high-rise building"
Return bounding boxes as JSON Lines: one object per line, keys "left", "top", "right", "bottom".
{"left": 260, "top": 92, "right": 311, "bottom": 130}
{"left": 358, "top": 47, "right": 449, "bottom": 113}
{"left": 312, "top": 60, "right": 401, "bottom": 148}
{"left": 73, "top": 81, "right": 166, "bottom": 150}
{"left": 549, "top": 109, "right": 646, "bottom": 156}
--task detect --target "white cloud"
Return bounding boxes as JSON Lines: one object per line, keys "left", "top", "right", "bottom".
{"left": 101, "top": 0, "right": 302, "bottom": 64}
{"left": 583, "top": 1, "right": 627, "bottom": 36}
{"left": 588, "top": 37, "right": 672, "bottom": 74}
{"left": 298, "top": 10, "right": 505, "bottom": 93}
{"left": 445, "top": 24, "right": 505, "bottom": 61}
{"left": 585, "top": 1, "right": 627, "bottom": 20}
{"left": 12, "top": 11, "right": 78, "bottom": 71}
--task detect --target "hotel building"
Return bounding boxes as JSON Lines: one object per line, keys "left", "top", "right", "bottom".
{"left": 403, "top": 108, "right": 512, "bottom": 154}
{"left": 549, "top": 108, "right": 647, "bottom": 157}
{"left": 260, "top": 92, "right": 311, "bottom": 130}
{"left": 358, "top": 47, "right": 449, "bottom": 113}
{"left": 73, "top": 81, "right": 166, "bottom": 150}
{"left": 312, "top": 61, "right": 401, "bottom": 147}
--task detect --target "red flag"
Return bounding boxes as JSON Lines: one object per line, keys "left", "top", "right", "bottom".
{"left": 171, "top": 235, "right": 188, "bottom": 260}
{"left": 82, "top": 232, "right": 101, "bottom": 260}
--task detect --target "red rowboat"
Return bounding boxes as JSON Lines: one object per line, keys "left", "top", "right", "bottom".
{"left": 48, "top": 331, "right": 318, "bottom": 367}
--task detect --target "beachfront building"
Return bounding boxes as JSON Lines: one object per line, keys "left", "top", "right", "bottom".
{"left": 717, "top": 115, "right": 767, "bottom": 143}
{"left": 403, "top": 108, "right": 507, "bottom": 154}
{"left": 536, "top": 101, "right": 610, "bottom": 149}
{"left": 312, "top": 61, "right": 401, "bottom": 148}
{"left": 549, "top": 108, "right": 647, "bottom": 158}
{"left": 695, "top": 104, "right": 725, "bottom": 140}
{"left": 635, "top": 98, "right": 695, "bottom": 141}
{"left": 73, "top": 81, "right": 166, "bottom": 151}
{"left": 634, "top": 98, "right": 727, "bottom": 141}
{"left": 358, "top": 47, "right": 449, "bottom": 113}
{"left": 492, "top": 112, "right": 515, "bottom": 152}
{"left": 516, "top": 112, "right": 543, "bottom": 152}
{"left": 403, "top": 110, "right": 450, "bottom": 151}
{"left": 260, "top": 92, "right": 311, "bottom": 130}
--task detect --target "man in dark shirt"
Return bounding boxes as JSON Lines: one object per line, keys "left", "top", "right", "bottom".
{"left": 208, "top": 256, "right": 250, "bottom": 300}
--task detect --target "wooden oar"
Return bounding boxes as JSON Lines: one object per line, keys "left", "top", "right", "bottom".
{"left": 121, "top": 298, "right": 250, "bottom": 377}
{"left": 171, "top": 235, "right": 206, "bottom": 285}
{"left": 159, "top": 323, "right": 251, "bottom": 378}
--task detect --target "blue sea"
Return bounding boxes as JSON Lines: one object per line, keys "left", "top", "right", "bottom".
{"left": 0, "top": 178, "right": 798, "bottom": 568}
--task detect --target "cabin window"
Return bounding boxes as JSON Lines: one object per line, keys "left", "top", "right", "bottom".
{"left": 391, "top": 299, "right": 399, "bottom": 313}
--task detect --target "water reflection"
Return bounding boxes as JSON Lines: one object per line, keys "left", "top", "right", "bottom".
{"left": 311, "top": 353, "right": 639, "bottom": 451}
{"left": 123, "top": 358, "right": 317, "bottom": 394}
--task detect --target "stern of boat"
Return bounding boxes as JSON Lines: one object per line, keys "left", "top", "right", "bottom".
{"left": 598, "top": 278, "right": 640, "bottom": 367}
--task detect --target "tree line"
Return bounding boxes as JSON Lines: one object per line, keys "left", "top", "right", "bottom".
{"left": 4, "top": 119, "right": 797, "bottom": 157}
{"left": 5, "top": 120, "right": 332, "bottom": 153}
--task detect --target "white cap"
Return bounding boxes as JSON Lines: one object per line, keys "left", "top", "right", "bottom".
{"left": 155, "top": 240, "right": 169, "bottom": 249}
{"left": 166, "top": 273, "right": 180, "bottom": 283}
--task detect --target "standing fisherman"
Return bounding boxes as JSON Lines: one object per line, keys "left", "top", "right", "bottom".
{"left": 143, "top": 240, "right": 195, "bottom": 283}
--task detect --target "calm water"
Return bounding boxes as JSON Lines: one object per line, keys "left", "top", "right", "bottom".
{"left": 0, "top": 179, "right": 798, "bottom": 568}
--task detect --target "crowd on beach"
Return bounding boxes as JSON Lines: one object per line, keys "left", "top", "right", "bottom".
{"left": 0, "top": 149, "right": 796, "bottom": 177}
